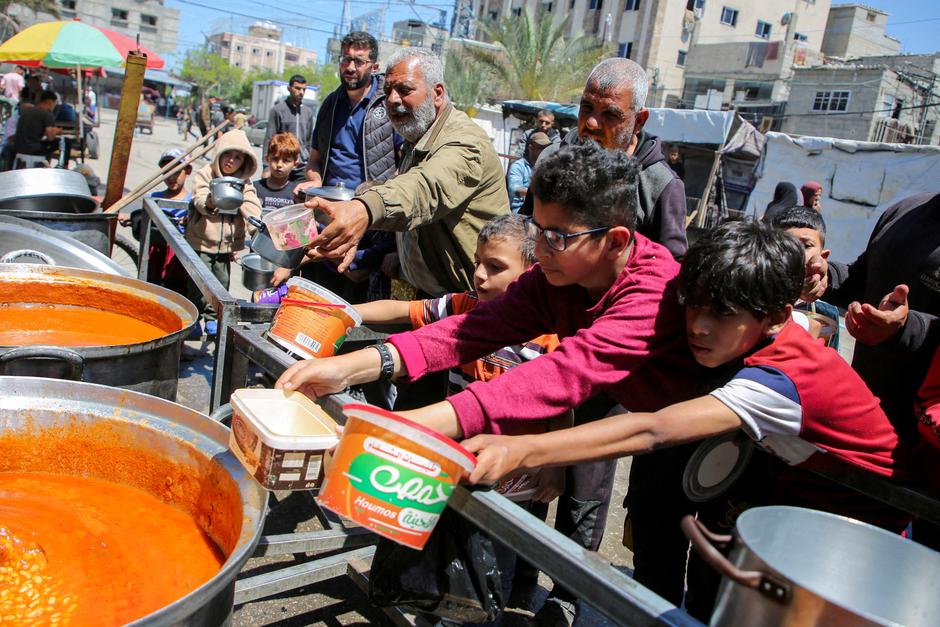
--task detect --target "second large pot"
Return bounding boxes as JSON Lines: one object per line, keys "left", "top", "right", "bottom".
{"left": 0, "top": 208, "right": 117, "bottom": 255}
{"left": 684, "top": 506, "right": 940, "bottom": 626}
{"left": 0, "top": 264, "right": 197, "bottom": 400}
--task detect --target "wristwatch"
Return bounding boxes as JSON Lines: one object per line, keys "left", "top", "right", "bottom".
{"left": 371, "top": 343, "right": 395, "bottom": 382}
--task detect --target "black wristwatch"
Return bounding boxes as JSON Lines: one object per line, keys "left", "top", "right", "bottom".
{"left": 372, "top": 343, "right": 395, "bottom": 382}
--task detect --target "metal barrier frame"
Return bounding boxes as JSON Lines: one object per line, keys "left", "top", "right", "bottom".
{"left": 137, "top": 197, "right": 278, "bottom": 410}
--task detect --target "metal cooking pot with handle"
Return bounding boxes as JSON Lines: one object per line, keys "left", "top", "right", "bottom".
{"left": 246, "top": 215, "right": 306, "bottom": 269}
{"left": 210, "top": 177, "right": 245, "bottom": 214}
{"left": 0, "top": 168, "right": 96, "bottom": 213}
{"left": 683, "top": 506, "right": 940, "bottom": 626}
{"left": 240, "top": 253, "right": 277, "bottom": 292}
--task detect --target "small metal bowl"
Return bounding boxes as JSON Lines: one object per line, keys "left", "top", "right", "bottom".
{"left": 210, "top": 177, "right": 245, "bottom": 214}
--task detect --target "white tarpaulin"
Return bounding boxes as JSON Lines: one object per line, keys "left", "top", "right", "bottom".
{"left": 747, "top": 132, "right": 940, "bottom": 262}
{"left": 642, "top": 109, "right": 736, "bottom": 145}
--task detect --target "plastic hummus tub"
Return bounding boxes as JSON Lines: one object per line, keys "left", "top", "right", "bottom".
{"left": 317, "top": 404, "right": 477, "bottom": 549}
{"left": 228, "top": 388, "right": 339, "bottom": 490}
{"left": 267, "top": 277, "right": 362, "bottom": 359}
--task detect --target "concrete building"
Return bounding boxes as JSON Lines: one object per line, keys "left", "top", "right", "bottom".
{"left": 325, "top": 19, "right": 448, "bottom": 68}
{"left": 7, "top": 0, "right": 180, "bottom": 55}
{"left": 781, "top": 56, "right": 940, "bottom": 144}
{"left": 467, "top": 0, "right": 829, "bottom": 107}
{"left": 208, "top": 22, "right": 317, "bottom": 75}
{"left": 821, "top": 4, "right": 901, "bottom": 59}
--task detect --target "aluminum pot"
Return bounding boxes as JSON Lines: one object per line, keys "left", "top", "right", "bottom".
{"left": 0, "top": 264, "right": 198, "bottom": 400}
{"left": 0, "top": 208, "right": 117, "bottom": 255}
{"left": 0, "top": 376, "right": 267, "bottom": 626}
{"left": 684, "top": 506, "right": 940, "bottom": 626}
{"left": 246, "top": 215, "right": 306, "bottom": 269}
{"left": 0, "top": 168, "right": 96, "bottom": 213}
{"left": 303, "top": 185, "right": 355, "bottom": 227}
{"left": 240, "top": 252, "right": 277, "bottom": 291}
{"left": 0, "top": 213, "right": 128, "bottom": 275}
{"left": 210, "top": 176, "right": 245, "bottom": 214}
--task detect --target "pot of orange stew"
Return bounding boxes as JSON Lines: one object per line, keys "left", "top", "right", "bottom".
{"left": 0, "top": 264, "right": 197, "bottom": 400}
{"left": 0, "top": 376, "right": 267, "bottom": 625}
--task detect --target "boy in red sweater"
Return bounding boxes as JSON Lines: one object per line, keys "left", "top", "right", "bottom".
{"left": 278, "top": 142, "right": 704, "bottom": 612}
{"left": 464, "top": 220, "right": 916, "bottom": 618}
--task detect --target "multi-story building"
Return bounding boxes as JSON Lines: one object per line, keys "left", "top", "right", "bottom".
{"left": 468, "top": 0, "right": 829, "bottom": 107}
{"left": 325, "top": 19, "right": 448, "bottom": 68}
{"left": 6, "top": 0, "right": 180, "bottom": 55}
{"left": 208, "top": 22, "right": 317, "bottom": 75}
{"left": 781, "top": 54, "right": 940, "bottom": 144}
{"left": 821, "top": 4, "right": 901, "bottom": 59}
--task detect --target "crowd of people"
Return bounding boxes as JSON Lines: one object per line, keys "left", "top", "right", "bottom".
{"left": 127, "top": 29, "right": 940, "bottom": 626}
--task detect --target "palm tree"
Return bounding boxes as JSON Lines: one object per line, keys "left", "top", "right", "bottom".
{"left": 444, "top": 47, "right": 489, "bottom": 114}
{"left": 472, "top": 8, "right": 609, "bottom": 102}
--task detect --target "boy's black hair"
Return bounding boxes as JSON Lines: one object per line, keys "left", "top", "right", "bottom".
{"left": 770, "top": 206, "right": 827, "bottom": 244}
{"left": 38, "top": 90, "right": 57, "bottom": 104}
{"left": 341, "top": 31, "right": 379, "bottom": 61}
{"left": 679, "top": 219, "right": 804, "bottom": 318}
{"left": 478, "top": 214, "right": 536, "bottom": 266}
{"left": 530, "top": 141, "right": 639, "bottom": 234}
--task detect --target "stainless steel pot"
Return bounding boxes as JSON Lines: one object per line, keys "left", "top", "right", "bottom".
{"left": 240, "top": 252, "right": 277, "bottom": 291}
{"left": 0, "top": 264, "right": 198, "bottom": 400}
{"left": 684, "top": 506, "right": 940, "bottom": 626}
{"left": 246, "top": 215, "right": 306, "bottom": 269}
{"left": 0, "top": 214, "right": 128, "bottom": 275}
{"left": 303, "top": 184, "right": 355, "bottom": 202}
{"left": 0, "top": 208, "right": 117, "bottom": 255}
{"left": 0, "top": 376, "right": 267, "bottom": 626}
{"left": 210, "top": 176, "right": 245, "bottom": 214}
{"left": 0, "top": 168, "right": 96, "bottom": 213}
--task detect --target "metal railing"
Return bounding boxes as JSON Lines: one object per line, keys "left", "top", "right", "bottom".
{"left": 137, "top": 197, "right": 279, "bottom": 411}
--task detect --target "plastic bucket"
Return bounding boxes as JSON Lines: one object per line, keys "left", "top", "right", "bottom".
{"left": 228, "top": 388, "right": 339, "bottom": 490}
{"left": 267, "top": 277, "right": 362, "bottom": 359}
{"left": 261, "top": 203, "right": 317, "bottom": 250}
{"left": 317, "top": 403, "right": 477, "bottom": 549}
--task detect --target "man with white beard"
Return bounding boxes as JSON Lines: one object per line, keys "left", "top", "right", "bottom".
{"left": 303, "top": 47, "right": 509, "bottom": 297}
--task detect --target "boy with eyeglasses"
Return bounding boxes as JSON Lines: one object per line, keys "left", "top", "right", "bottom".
{"left": 278, "top": 142, "right": 704, "bottom": 614}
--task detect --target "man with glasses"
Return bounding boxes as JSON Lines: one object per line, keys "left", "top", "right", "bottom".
{"left": 262, "top": 73, "right": 315, "bottom": 180}
{"left": 298, "top": 31, "right": 399, "bottom": 191}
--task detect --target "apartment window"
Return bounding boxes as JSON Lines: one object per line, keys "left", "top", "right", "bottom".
{"left": 285, "top": 53, "right": 299, "bottom": 62}
{"left": 235, "top": 45, "right": 243, "bottom": 52}
{"left": 686, "top": 0, "right": 705, "bottom": 10}
{"left": 676, "top": 49, "right": 687, "bottom": 66}
{"left": 720, "top": 7, "right": 738, "bottom": 26}
{"left": 141, "top": 14, "right": 157, "bottom": 27}
{"left": 589, "top": 0, "right": 601, "bottom": 10}
{"left": 545, "top": 1, "right": 553, "bottom": 12}
{"left": 617, "top": 42, "right": 633, "bottom": 58}
{"left": 755, "top": 20, "right": 771, "bottom": 39}
{"left": 570, "top": 0, "right": 576, "bottom": 7}
{"left": 265, "top": 50, "right": 273, "bottom": 57}
{"left": 489, "top": 9, "right": 498, "bottom": 19}
{"left": 812, "top": 90, "right": 850, "bottom": 112}
{"left": 866, "top": 11, "right": 876, "bottom": 22}
{"left": 625, "top": 0, "right": 640, "bottom": 10}
{"left": 251, "top": 47, "right": 260, "bottom": 55}
{"left": 512, "top": 6, "right": 522, "bottom": 15}
{"left": 793, "top": 32, "right": 807, "bottom": 42}
{"left": 111, "top": 8, "right": 128, "bottom": 23}
{"left": 60, "top": 0, "right": 76, "bottom": 15}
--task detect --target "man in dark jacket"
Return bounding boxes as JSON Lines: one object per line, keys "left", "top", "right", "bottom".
{"left": 298, "top": 31, "right": 400, "bottom": 191}
{"left": 521, "top": 58, "right": 687, "bottom": 261}
{"left": 262, "top": 74, "right": 315, "bottom": 179}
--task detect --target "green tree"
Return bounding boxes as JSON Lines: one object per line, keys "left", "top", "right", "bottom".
{"left": 233, "top": 67, "right": 277, "bottom": 106}
{"left": 179, "top": 48, "right": 244, "bottom": 102}
{"left": 444, "top": 47, "right": 490, "bottom": 113}
{"left": 290, "top": 62, "right": 339, "bottom": 98}
{"left": 473, "top": 8, "right": 608, "bottom": 102}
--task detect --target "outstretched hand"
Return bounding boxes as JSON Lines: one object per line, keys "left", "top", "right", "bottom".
{"left": 845, "top": 284, "right": 909, "bottom": 345}
{"left": 275, "top": 356, "right": 351, "bottom": 399}
{"left": 462, "top": 433, "right": 531, "bottom": 485}
{"left": 307, "top": 197, "right": 369, "bottom": 272}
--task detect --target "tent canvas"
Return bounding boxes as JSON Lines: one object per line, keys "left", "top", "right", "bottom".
{"left": 747, "top": 133, "right": 940, "bottom": 261}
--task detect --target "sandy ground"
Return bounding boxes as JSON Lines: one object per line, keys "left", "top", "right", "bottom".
{"left": 89, "top": 110, "right": 856, "bottom": 626}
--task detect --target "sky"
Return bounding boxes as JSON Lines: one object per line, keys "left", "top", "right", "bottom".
{"left": 164, "top": 0, "right": 940, "bottom": 72}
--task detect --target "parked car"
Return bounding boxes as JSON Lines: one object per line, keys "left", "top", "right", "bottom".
{"left": 246, "top": 120, "right": 267, "bottom": 147}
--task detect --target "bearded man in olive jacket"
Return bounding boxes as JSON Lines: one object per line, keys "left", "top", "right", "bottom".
{"left": 304, "top": 47, "right": 509, "bottom": 296}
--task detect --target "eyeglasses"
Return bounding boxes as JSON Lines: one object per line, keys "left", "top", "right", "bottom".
{"left": 524, "top": 217, "right": 611, "bottom": 252}
{"left": 338, "top": 55, "right": 371, "bottom": 68}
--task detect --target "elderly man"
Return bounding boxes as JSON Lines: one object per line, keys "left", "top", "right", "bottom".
{"left": 522, "top": 58, "right": 687, "bottom": 260}
{"left": 306, "top": 48, "right": 509, "bottom": 297}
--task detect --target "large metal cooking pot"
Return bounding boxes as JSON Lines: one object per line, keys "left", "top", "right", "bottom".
{"left": 684, "top": 506, "right": 940, "bottom": 626}
{"left": 0, "top": 168, "right": 96, "bottom": 213}
{"left": 0, "top": 264, "right": 197, "bottom": 400}
{"left": 0, "top": 208, "right": 117, "bottom": 255}
{"left": 240, "top": 252, "right": 277, "bottom": 291}
{"left": 0, "top": 376, "right": 267, "bottom": 625}
{"left": 246, "top": 215, "right": 305, "bottom": 269}
{"left": 0, "top": 214, "right": 128, "bottom": 275}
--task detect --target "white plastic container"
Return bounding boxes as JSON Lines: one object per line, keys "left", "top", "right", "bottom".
{"left": 228, "top": 388, "right": 339, "bottom": 490}
{"left": 261, "top": 203, "right": 317, "bottom": 250}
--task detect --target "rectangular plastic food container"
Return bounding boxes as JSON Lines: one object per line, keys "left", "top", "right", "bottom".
{"left": 229, "top": 388, "right": 339, "bottom": 490}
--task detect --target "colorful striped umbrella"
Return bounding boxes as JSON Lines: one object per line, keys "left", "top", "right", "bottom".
{"left": 0, "top": 19, "right": 164, "bottom": 69}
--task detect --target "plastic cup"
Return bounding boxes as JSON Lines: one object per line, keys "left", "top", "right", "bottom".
{"left": 261, "top": 203, "right": 317, "bottom": 251}
{"left": 267, "top": 277, "right": 362, "bottom": 359}
{"left": 317, "top": 403, "right": 477, "bottom": 549}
